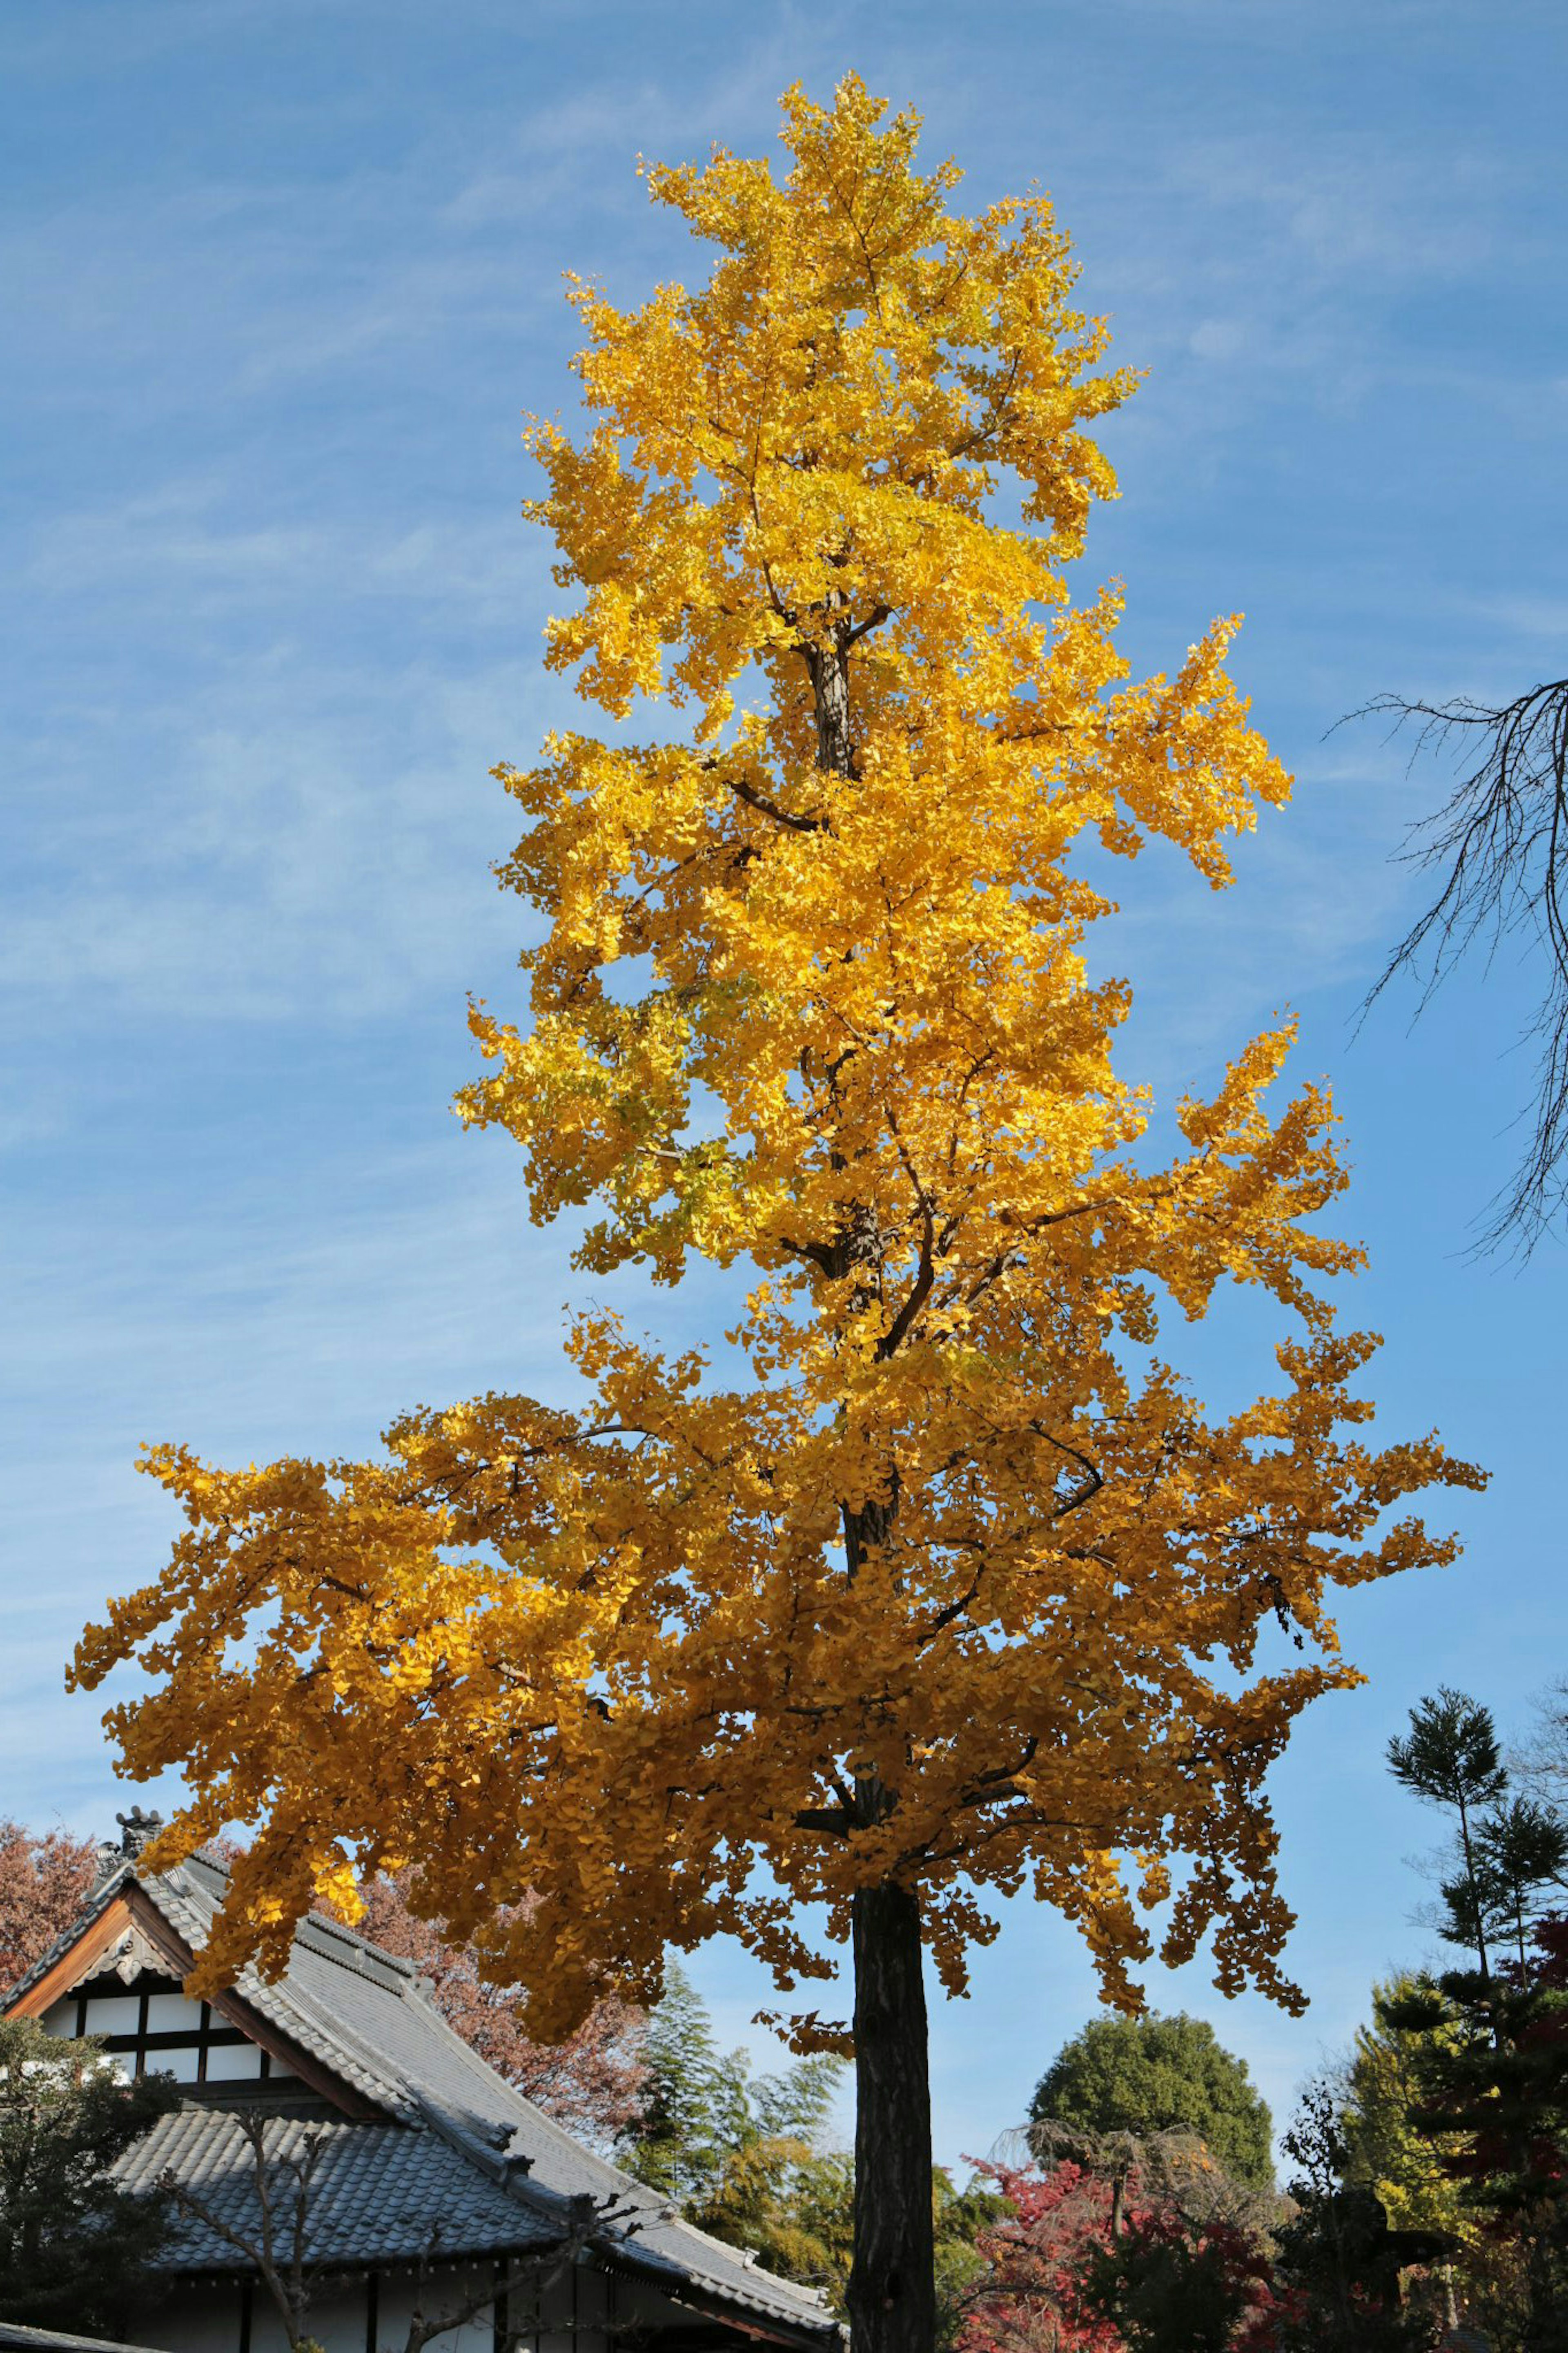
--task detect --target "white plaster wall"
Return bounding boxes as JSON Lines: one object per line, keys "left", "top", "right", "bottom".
{"left": 377, "top": 2264, "right": 501, "bottom": 2351}
{"left": 145, "top": 2277, "right": 370, "bottom": 2353}
{"left": 137, "top": 2262, "right": 622, "bottom": 2353}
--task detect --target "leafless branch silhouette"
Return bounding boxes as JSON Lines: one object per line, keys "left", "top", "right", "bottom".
{"left": 1349, "top": 675, "right": 1568, "bottom": 1252}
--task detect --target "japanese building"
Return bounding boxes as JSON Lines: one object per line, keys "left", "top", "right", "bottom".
{"left": 4, "top": 1824, "right": 842, "bottom": 2353}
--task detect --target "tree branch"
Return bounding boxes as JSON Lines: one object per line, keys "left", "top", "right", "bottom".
{"left": 1351, "top": 676, "right": 1568, "bottom": 1250}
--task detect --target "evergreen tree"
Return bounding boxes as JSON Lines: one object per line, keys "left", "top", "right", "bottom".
{"left": 618, "top": 1963, "right": 996, "bottom": 2326}
{"left": 0, "top": 2015, "right": 179, "bottom": 2338}
{"left": 1077, "top": 2207, "right": 1270, "bottom": 2353}
{"left": 619, "top": 1963, "right": 849, "bottom": 2290}
{"left": 618, "top": 1961, "right": 753, "bottom": 2209}
{"left": 1342, "top": 1974, "right": 1470, "bottom": 2246}
{"left": 1475, "top": 1800, "right": 1568, "bottom": 1975}
{"left": 1388, "top": 1689, "right": 1510, "bottom": 1977}
{"left": 1383, "top": 1929, "right": 1568, "bottom": 2353}
{"left": 1030, "top": 2013, "right": 1274, "bottom": 2190}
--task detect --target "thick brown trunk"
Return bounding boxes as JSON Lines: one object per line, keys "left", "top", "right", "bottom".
{"left": 849, "top": 1881, "right": 935, "bottom": 2353}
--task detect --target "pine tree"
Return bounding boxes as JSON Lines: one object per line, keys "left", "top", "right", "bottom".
{"left": 1388, "top": 1689, "right": 1509, "bottom": 1977}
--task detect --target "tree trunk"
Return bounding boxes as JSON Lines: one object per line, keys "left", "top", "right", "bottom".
{"left": 849, "top": 1881, "right": 935, "bottom": 2353}
{"left": 1456, "top": 1793, "right": 1490, "bottom": 1981}
{"left": 806, "top": 604, "right": 933, "bottom": 2353}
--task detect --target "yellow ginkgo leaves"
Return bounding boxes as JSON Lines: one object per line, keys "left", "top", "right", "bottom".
{"left": 75, "top": 78, "right": 1477, "bottom": 2059}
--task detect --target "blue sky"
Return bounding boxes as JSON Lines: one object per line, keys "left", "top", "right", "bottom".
{"left": 4, "top": 0, "right": 1566, "bottom": 2170}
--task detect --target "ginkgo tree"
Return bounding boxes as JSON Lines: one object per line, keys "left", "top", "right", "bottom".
{"left": 74, "top": 78, "right": 1481, "bottom": 2353}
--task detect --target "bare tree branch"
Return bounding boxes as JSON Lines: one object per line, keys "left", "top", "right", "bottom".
{"left": 1350, "top": 675, "right": 1568, "bottom": 1251}
{"left": 161, "top": 2116, "right": 323, "bottom": 2351}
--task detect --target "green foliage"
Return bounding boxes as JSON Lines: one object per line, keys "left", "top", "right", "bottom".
{"left": 1078, "top": 2208, "right": 1268, "bottom": 2353}
{"left": 1472, "top": 1799, "right": 1568, "bottom": 1973}
{"left": 769, "top": 2154, "right": 1003, "bottom": 2340}
{"left": 1382, "top": 1948, "right": 1568, "bottom": 2346}
{"left": 618, "top": 1965, "right": 1001, "bottom": 2329}
{"left": 617, "top": 1962, "right": 755, "bottom": 2209}
{"left": 0, "top": 2015, "right": 179, "bottom": 2337}
{"left": 618, "top": 1962, "right": 847, "bottom": 2288}
{"left": 933, "top": 2169, "right": 1011, "bottom": 2349}
{"left": 1341, "top": 1974, "right": 1470, "bottom": 2244}
{"left": 1388, "top": 1687, "right": 1512, "bottom": 1976}
{"left": 689, "top": 2136, "right": 853, "bottom": 2294}
{"left": 1030, "top": 2012, "right": 1274, "bottom": 2189}
{"left": 1387, "top": 1689, "right": 1508, "bottom": 1823}
{"left": 1379, "top": 1689, "right": 1568, "bottom": 2348}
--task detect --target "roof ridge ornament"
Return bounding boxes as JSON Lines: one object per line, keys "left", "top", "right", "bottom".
{"left": 91, "top": 1807, "right": 167, "bottom": 1890}
{"left": 116, "top": 1806, "right": 165, "bottom": 1858}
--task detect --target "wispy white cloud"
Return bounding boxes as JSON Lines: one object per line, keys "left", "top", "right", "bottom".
{"left": 2, "top": 671, "right": 532, "bottom": 1021}
{"left": 25, "top": 477, "right": 532, "bottom": 616}
{"left": 4, "top": 0, "right": 1565, "bottom": 2185}
{"left": 1467, "top": 592, "right": 1568, "bottom": 642}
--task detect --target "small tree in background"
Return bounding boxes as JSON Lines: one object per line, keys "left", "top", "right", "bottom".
{"left": 954, "top": 2161, "right": 1126, "bottom": 2353}
{"left": 1388, "top": 1688, "right": 1511, "bottom": 1978}
{"left": 1079, "top": 2206, "right": 1271, "bottom": 2353}
{"left": 1031, "top": 2014, "right": 1273, "bottom": 2192}
{"left": 1383, "top": 1922, "right": 1568, "bottom": 2352}
{"left": 954, "top": 2151, "right": 1272, "bottom": 2353}
{"left": 0, "top": 2014, "right": 179, "bottom": 2339}
{"left": 0, "top": 1822, "right": 99, "bottom": 1997}
{"left": 1342, "top": 1973, "right": 1470, "bottom": 2248}
{"left": 1258, "top": 2076, "right": 1446, "bottom": 2353}
{"left": 1473, "top": 1802, "right": 1568, "bottom": 1976}
{"left": 618, "top": 1960, "right": 758, "bottom": 2208}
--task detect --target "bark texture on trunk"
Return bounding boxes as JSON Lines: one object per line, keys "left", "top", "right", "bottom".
{"left": 806, "top": 640, "right": 853, "bottom": 778}
{"left": 849, "top": 1882, "right": 935, "bottom": 2353}
{"left": 805, "top": 608, "right": 934, "bottom": 2353}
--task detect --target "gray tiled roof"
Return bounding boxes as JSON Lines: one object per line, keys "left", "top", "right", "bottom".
{"left": 116, "top": 2108, "right": 561, "bottom": 2271}
{"left": 6, "top": 1855, "right": 839, "bottom": 2347}
{"left": 0, "top": 2329, "right": 175, "bottom": 2352}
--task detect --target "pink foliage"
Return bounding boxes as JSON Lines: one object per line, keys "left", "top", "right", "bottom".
{"left": 355, "top": 1873, "right": 648, "bottom": 2148}
{"left": 0, "top": 1819, "right": 99, "bottom": 1996}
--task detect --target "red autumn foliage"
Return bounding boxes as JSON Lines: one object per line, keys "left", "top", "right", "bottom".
{"left": 0, "top": 1820, "right": 100, "bottom": 1995}
{"left": 953, "top": 2162, "right": 1127, "bottom": 2353}
{"left": 354, "top": 1873, "right": 648, "bottom": 2148}
{"left": 954, "top": 2160, "right": 1285, "bottom": 2353}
